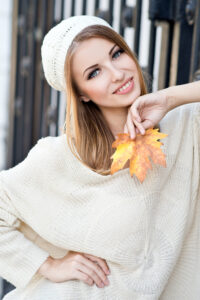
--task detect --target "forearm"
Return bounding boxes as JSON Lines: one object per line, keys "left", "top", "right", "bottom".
{"left": 166, "top": 81, "right": 200, "bottom": 111}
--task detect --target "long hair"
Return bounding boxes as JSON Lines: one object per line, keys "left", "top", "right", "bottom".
{"left": 64, "top": 25, "right": 147, "bottom": 176}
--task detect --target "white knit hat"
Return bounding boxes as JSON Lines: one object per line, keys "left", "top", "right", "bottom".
{"left": 41, "top": 15, "right": 112, "bottom": 91}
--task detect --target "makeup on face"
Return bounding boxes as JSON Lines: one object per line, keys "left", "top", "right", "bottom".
{"left": 71, "top": 37, "right": 141, "bottom": 110}
{"left": 83, "top": 44, "right": 118, "bottom": 78}
{"left": 113, "top": 77, "right": 134, "bottom": 95}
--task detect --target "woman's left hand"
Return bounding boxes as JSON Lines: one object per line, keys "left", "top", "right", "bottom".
{"left": 124, "top": 89, "right": 169, "bottom": 139}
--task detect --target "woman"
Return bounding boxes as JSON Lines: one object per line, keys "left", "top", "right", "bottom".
{"left": 0, "top": 15, "right": 200, "bottom": 300}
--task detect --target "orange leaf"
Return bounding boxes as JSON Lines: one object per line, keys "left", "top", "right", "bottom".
{"left": 110, "top": 128, "right": 168, "bottom": 182}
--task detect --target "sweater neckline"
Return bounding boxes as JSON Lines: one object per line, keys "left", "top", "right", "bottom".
{"left": 61, "top": 134, "right": 130, "bottom": 179}
{"left": 60, "top": 133, "right": 159, "bottom": 192}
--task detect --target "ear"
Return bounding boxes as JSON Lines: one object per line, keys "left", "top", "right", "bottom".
{"left": 79, "top": 95, "right": 90, "bottom": 103}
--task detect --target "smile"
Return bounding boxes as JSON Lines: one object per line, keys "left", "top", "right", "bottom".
{"left": 114, "top": 77, "right": 134, "bottom": 95}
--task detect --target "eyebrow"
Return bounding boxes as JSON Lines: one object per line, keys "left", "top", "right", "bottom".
{"left": 83, "top": 44, "right": 117, "bottom": 76}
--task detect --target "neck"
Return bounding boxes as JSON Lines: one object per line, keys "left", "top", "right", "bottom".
{"left": 100, "top": 106, "right": 129, "bottom": 139}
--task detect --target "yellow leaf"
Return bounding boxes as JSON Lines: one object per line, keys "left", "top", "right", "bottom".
{"left": 110, "top": 128, "right": 168, "bottom": 182}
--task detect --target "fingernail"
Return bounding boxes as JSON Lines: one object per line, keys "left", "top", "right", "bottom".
{"left": 100, "top": 282, "right": 104, "bottom": 288}
{"left": 106, "top": 269, "right": 110, "bottom": 275}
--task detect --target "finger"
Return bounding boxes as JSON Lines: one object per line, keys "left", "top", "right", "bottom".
{"left": 77, "top": 263, "right": 103, "bottom": 287}
{"left": 124, "top": 124, "right": 128, "bottom": 134}
{"left": 131, "top": 110, "right": 141, "bottom": 123}
{"left": 73, "top": 268, "right": 94, "bottom": 286}
{"left": 129, "top": 106, "right": 145, "bottom": 135}
{"left": 76, "top": 262, "right": 105, "bottom": 288}
{"left": 93, "top": 258, "right": 110, "bottom": 275}
{"left": 133, "top": 119, "right": 145, "bottom": 135}
{"left": 141, "top": 119, "right": 154, "bottom": 130}
{"left": 78, "top": 256, "right": 109, "bottom": 286}
{"left": 129, "top": 101, "right": 142, "bottom": 122}
{"left": 126, "top": 111, "right": 136, "bottom": 139}
{"left": 84, "top": 254, "right": 110, "bottom": 275}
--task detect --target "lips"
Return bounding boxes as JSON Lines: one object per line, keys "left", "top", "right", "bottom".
{"left": 113, "top": 77, "right": 133, "bottom": 94}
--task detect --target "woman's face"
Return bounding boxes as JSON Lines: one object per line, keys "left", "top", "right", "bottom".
{"left": 71, "top": 37, "right": 141, "bottom": 111}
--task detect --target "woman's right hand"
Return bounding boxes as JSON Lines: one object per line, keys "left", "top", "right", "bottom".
{"left": 37, "top": 251, "right": 110, "bottom": 288}
{"left": 124, "top": 89, "right": 169, "bottom": 139}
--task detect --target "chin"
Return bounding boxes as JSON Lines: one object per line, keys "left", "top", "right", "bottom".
{"left": 129, "top": 91, "right": 141, "bottom": 104}
{"left": 126, "top": 97, "right": 138, "bottom": 106}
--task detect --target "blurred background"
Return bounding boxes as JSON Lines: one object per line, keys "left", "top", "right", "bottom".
{"left": 0, "top": 0, "right": 200, "bottom": 298}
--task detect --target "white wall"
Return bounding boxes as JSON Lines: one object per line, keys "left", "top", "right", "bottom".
{"left": 0, "top": 0, "right": 13, "bottom": 298}
{"left": 0, "top": 0, "right": 13, "bottom": 171}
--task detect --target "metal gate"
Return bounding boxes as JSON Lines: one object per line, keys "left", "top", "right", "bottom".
{"left": 2, "top": 0, "right": 200, "bottom": 298}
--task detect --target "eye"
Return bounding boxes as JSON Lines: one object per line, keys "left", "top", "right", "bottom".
{"left": 87, "top": 68, "right": 100, "bottom": 80}
{"left": 112, "top": 48, "right": 124, "bottom": 59}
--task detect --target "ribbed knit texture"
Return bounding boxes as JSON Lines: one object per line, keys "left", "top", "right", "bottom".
{"left": 41, "top": 16, "right": 112, "bottom": 91}
{"left": 1, "top": 103, "right": 200, "bottom": 300}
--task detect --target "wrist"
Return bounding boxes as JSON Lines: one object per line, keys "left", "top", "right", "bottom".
{"left": 164, "top": 86, "right": 180, "bottom": 112}
{"left": 164, "top": 82, "right": 200, "bottom": 111}
{"left": 156, "top": 88, "right": 173, "bottom": 113}
{"left": 37, "top": 256, "right": 54, "bottom": 278}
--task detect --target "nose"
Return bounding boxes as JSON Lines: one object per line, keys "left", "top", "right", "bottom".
{"left": 109, "top": 64, "right": 124, "bottom": 82}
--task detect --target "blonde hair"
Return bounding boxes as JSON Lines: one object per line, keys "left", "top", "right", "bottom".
{"left": 64, "top": 25, "right": 147, "bottom": 175}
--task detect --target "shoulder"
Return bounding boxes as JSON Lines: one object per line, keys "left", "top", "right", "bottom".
{"left": 0, "top": 134, "right": 69, "bottom": 182}
{"left": 159, "top": 103, "right": 200, "bottom": 158}
{"left": 160, "top": 103, "right": 200, "bottom": 134}
{"left": 25, "top": 134, "right": 68, "bottom": 163}
{"left": 31, "top": 134, "right": 66, "bottom": 154}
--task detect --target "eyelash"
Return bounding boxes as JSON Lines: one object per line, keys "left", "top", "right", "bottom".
{"left": 87, "top": 48, "right": 125, "bottom": 80}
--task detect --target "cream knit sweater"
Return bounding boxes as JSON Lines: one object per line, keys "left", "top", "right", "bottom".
{"left": 0, "top": 103, "right": 200, "bottom": 300}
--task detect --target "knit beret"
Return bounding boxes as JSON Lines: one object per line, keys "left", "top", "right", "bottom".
{"left": 41, "top": 15, "right": 112, "bottom": 91}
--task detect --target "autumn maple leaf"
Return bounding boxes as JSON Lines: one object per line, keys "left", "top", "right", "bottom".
{"left": 110, "top": 128, "right": 168, "bottom": 182}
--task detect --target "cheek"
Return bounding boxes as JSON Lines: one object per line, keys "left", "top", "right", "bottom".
{"left": 128, "top": 60, "right": 138, "bottom": 72}
{"left": 121, "top": 56, "right": 138, "bottom": 72}
{"left": 84, "top": 80, "right": 108, "bottom": 99}
{"left": 86, "top": 88, "right": 105, "bottom": 101}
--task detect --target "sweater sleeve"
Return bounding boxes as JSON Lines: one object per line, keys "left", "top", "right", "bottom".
{"left": 192, "top": 103, "right": 200, "bottom": 185}
{"left": 0, "top": 139, "right": 50, "bottom": 289}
